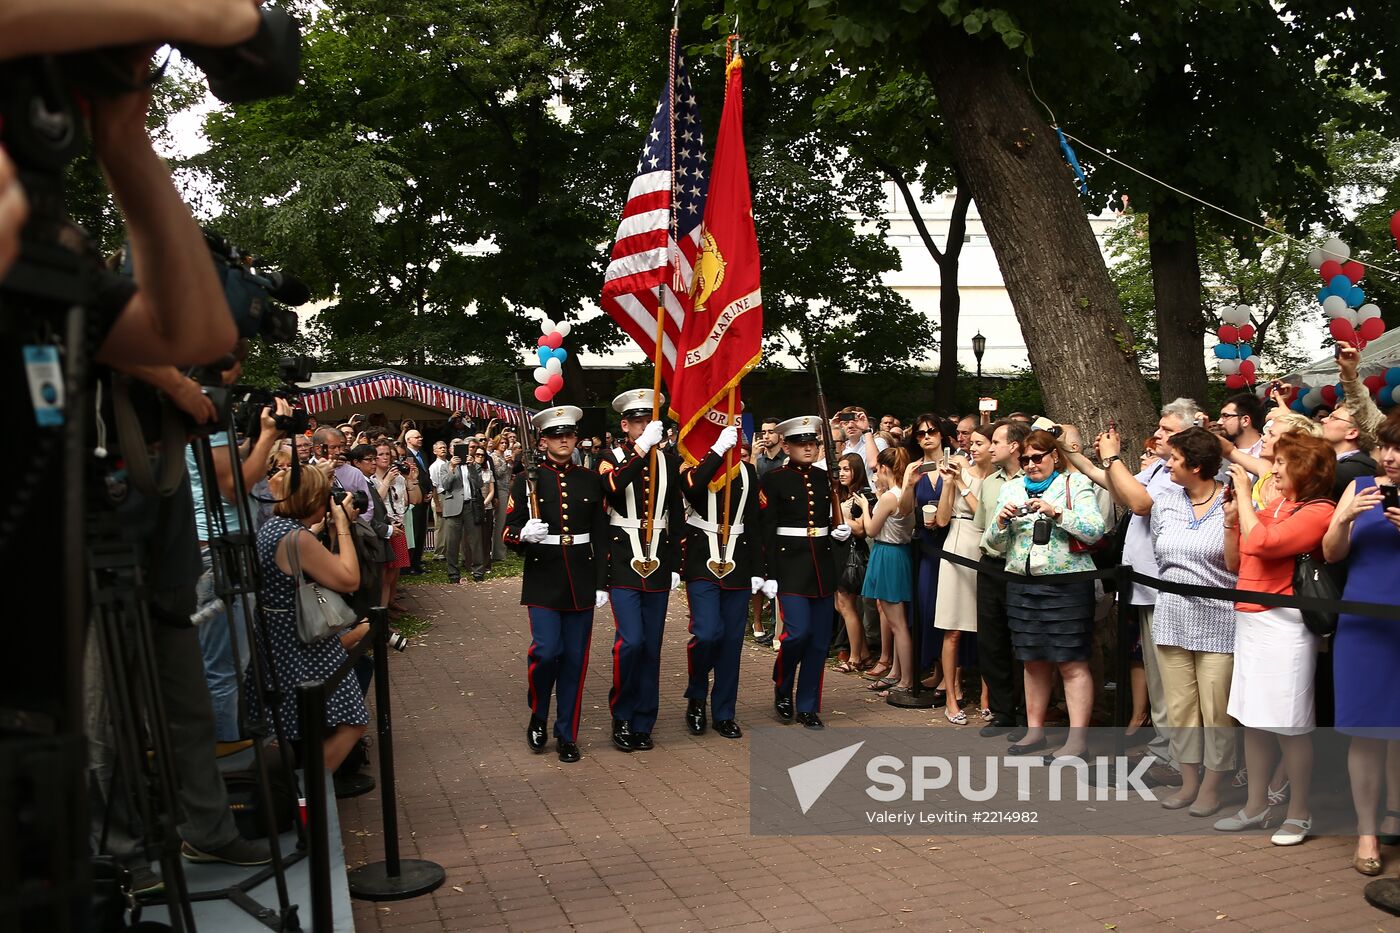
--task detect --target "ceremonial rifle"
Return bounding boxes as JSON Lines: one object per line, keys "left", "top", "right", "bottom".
{"left": 513, "top": 371, "right": 541, "bottom": 519}
{"left": 810, "top": 356, "right": 843, "bottom": 522}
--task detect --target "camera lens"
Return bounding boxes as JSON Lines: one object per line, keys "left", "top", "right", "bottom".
{"left": 386, "top": 632, "right": 408, "bottom": 652}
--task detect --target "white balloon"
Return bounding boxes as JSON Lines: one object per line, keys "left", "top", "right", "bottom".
{"left": 556, "top": 321, "right": 572, "bottom": 338}
{"left": 1217, "top": 359, "right": 1241, "bottom": 375}
{"left": 1227, "top": 304, "right": 1253, "bottom": 325}
{"left": 1303, "top": 389, "right": 1322, "bottom": 409}
{"left": 1307, "top": 247, "right": 1325, "bottom": 270}
{"left": 1344, "top": 309, "right": 1361, "bottom": 327}
{"left": 540, "top": 319, "right": 556, "bottom": 336}
{"left": 1393, "top": 385, "right": 1400, "bottom": 406}
{"left": 1322, "top": 237, "right": 1351, "bottom": 262}
{"left": 544, "top": 357, "right": 563, "bottom": 375}
{"left": 533, "top": 367, "right": 550, "bottom": 385}
{"left": 1323, "top": 295, "right": 1349, "bottom": 317}
{"left": 1359, "top": 303, "right": 1382, "bottom": 322}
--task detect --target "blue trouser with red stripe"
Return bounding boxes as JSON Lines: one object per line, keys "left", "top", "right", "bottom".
{"left": 683, "top": 581, "right": 749, "bottom": 721}
{"left": 773, "top": 595, "right": 833, "bottom": 714}
{"left": 608, "top": 588, "right": 668, "bottom": 733}
{"left": 527, "top": 607, "right": 594, "bottom": 742}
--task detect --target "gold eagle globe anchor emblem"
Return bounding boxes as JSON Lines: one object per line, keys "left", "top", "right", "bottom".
{"left": 692, "top": 231, "right": 726, "bottom": 313}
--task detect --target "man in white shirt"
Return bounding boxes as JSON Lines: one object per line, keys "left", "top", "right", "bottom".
{"left": 837, "top": 407, "right": 887, "bottom": 471}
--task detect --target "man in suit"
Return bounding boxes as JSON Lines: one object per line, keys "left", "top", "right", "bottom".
{"left": 403, "top": 429, "right": 432, "bottom": 574}
{"left": 680, "top": 421, "right": 764, "bottom": 739}
{"left": 597, "top": 389, "right": 681, "bottom": 752}
{"left": 759, "top": 416, "right": 852, "bottom": 729}
{"left": 503, "top": 406, "right": 610, "bottom": 763}
{"left": 432, "top": 439, "right": 487, "bottom": 583}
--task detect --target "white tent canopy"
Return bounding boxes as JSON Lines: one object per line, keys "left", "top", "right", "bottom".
{"left": 1279, "top": 327, "right": 1400, "bottom": 388}
{"left": 295, "top": 368, "right": 530, "bottom": 425}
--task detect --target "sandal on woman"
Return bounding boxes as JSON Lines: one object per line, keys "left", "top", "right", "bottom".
{"left": 866, "top": 675, "right": 899, "bottom": 692}
{"left": 834, "top": 660, "right": 858, "bottom": 674}
{"left": 980, "top": 708, "right": 993, "bottom": 722}
{"left": 1267, "top": 780, "right": 1290, "bottom": 807}
{"left": 880, "top": 685, "right": 913, "bottom": 700}
{"left": 856, "top": 657, "right": 878, "bottom": 672}
{"left": 944, "top": 707, "right": 967, "bottom": 726}
{"left": 861, "top": 663, "right": 892, "bottom": 681}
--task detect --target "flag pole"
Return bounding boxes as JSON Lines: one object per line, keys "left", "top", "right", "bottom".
{"left": 719, "top": 386, "right": 736, "bottom": 552}
{"left": 643, "top": 21, "right": 679, "bottom": 556}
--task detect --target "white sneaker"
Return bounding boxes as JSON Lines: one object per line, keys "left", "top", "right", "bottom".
{"left": 1270, "top": 817, "right": 1311, "bottom": 846}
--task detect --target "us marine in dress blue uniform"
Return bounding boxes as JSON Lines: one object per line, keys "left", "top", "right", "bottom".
{"left": 503, "top": 405, "right": 609, "bottom": 763}
{"left": 758, "top": 416, "right": 853, "bottom": 729}
{"left": 597, "top": 389, "right": 682, "bottom": 752}
{"left": 679, "top": 422, "right": 764, "bottom": 739}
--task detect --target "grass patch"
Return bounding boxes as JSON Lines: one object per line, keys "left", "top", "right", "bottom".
{"left": 391, "top": 613, "right": 434, "bottom": 639}
{"left": 399, "top": 553, "right": 524, "bottom": 588}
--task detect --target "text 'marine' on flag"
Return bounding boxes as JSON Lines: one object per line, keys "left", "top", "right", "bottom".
{"left": 599, "top": 44, "right": 708, "bottom": 392}
{"left": 671, "top": 55, "right": 763, "bottom": 490}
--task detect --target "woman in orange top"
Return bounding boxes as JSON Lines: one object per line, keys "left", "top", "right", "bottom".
{"left": 1215, "top": 433, "right": 1335, "bottom": 847}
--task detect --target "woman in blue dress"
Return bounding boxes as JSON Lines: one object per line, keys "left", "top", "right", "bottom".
{"left": 896, "top": 415, "right": 951, "bottom": 688}
{"left": 253, "top": 465, "right": 371, "bottom": 772}
{"left": 1322, "top": 410, "right": 1400, "bottom": 876}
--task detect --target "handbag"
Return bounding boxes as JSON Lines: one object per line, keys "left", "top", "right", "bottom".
{"left": 288, "top": 530, "right": 357, "bottom": 644}
{"left": 1063, "top": 475, "right": 1107, "bottom": 555}
{"left": 1293, "top": 553, "right": 1339, "bottom": 637}
{"left": 840, "top": 539, "right": 869, "bottom": 592}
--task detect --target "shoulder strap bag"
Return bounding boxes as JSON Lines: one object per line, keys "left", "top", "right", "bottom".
{"left": 288, "top": 529, "right": 357, "bottom": 644}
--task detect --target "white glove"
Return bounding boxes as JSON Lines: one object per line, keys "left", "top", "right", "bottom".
{"left": 595, "top": 589, "right": 610, "bottom": 609}
{"left": 671, "top": 572, "right": 681, "bottom": 590}
{"left": 761, "top": 579, "right": 778, "bottom": 599}
{"left": 634, "top": 420, "right": 665, "bottom": 455}
{"left": 710, "top": 425, "right": 738, "bottom": 456}
{"left": 750, "top": 576, "right": 765, "bottom": 595}
{"left": 520, "top": 518, "right": 549, "bottom": 543}
{"left": 831, "top": 523, "right": 852, "bottom": 542}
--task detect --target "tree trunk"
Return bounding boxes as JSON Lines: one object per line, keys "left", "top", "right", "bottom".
{"left": 918, "top": 27, "right": 1156, "bottom": 448}
{"left": 886, "top": 164, "right": 972, "bottom": 415}
{"left": 1148, "top": 200, "right": 1209, "bottom": 404}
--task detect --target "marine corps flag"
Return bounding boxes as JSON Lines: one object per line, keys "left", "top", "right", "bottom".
{"left": 670, "top": 54, "right": 763, "bottom": 489}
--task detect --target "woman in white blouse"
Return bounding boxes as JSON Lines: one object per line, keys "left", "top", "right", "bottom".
{"left": 1148, "top": 427, "right": 1237, "bottom": 817}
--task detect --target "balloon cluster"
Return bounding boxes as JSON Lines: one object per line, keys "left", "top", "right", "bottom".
{"left": 1289, "top": 367, "right": 1400, "bottom": 414}
{"left": 532, "top": 318, "right": 572, "bottom": 403}
{"left": 1308, "top": 237, "right": 1386, "bottom": 349}
{"left": 1213, "top": 304, "right": 1258, "bottom": 389}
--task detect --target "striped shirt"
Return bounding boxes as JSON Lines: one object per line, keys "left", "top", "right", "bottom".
{"left": 1148, "top": 485, "right": 1235, "bottom": 655}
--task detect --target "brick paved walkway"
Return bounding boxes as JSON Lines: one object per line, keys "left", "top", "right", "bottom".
{"left": 342, "top": 577, "right": 1398, "bottom": 932}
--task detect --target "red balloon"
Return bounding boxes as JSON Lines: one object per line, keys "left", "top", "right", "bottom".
{"left": 543, "top": 331, "right": 564, "bottom": 349}
{"left": 1321, "top": 385, "right": 1338, "bottom": 406}
{"left": 1239, "top": 359, "right": 1257, "bottom": 379}
{"left": 1225, "top": 374, "right": 1246, "bottom": 389}
{"left": 1217, "top": 324, "right": 1239, "bottom": 344}
{"left": 533, "top": 385, "right": 553, "bottom": 402}
{"left": 1360, "top": 317, "right": 1387, "bottom": 341}
{"left": 1342, "top": 260, "right": 1366, "bottom": 283}
{"left": 1329, "top": 318, "right": 1357, "bottom": 343}
{"left": 537, "top": 335, "right": 549, "bottom": 347}
{"left": 1364, "top": 375, "right": 1386, "bottom": 394}
{"left": 1390, "top": 209, "right": 1400, "bottom": 240}
{"left": 1238, "top": 324, "right": 1255, "bottom": 342}
{"left": 546, "top": 373, "right": 564, "bottom": 391}
{"left": 1320, "top": 259, "right": 1343, "bottom": 281}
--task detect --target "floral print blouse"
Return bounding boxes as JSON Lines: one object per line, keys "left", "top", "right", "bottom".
{"left": 980, "top": 472, "right": 1106, "bottom": 577}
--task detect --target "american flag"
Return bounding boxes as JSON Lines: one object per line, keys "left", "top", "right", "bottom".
{"left": 600, "top": 45, "right": 709, "bottom": 390}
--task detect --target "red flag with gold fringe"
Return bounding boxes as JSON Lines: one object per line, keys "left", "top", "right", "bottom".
{"left": 670, "top": 54, "right": 762, "bottom": 489}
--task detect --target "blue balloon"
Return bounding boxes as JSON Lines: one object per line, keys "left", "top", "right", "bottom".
{"left": 1350, "top": 287, "right": 1366, "bottom": 307}
{"left": 1317, "top": 289, "right": 1330, "bottom": 304}
{"left": 1291, "top": 399, "right": 1307, "bottom": 414}
{"left": 537, "top": 347, "right": 551, "bottom": 367}
{"left": 1385, "top": 367, "right": 1400, "bottom": 387}
{"left": 1238, "top": 343, "right": 1253, "bottom": 360}
{"left": 552, "top": 347, "right": 569, "bottom": 363}
{"left": 1329, "top": 274, "right": 1352, "bottom": 292}
{"left": 1214, "top": 343, "right": 1238, "bottom": 360}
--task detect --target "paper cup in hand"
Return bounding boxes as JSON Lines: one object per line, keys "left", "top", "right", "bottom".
{"left": 921, "top": 503, "right": 937, "bottom": 525}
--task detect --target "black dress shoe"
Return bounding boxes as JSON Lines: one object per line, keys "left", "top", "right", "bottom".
{"left": 774, "top": 690, "right": 794, "bottom": 721}
{"left": 526, "top": 716, "right": 547, "bottom": 753}
{"left": 611, "top": 718, "right": 634, "bottom": 752}
{"left": 631, "top": 732, "right": 654, "bottom": 750}
{"left": 754, "top": 630, "right": 774, "bottom": 645}
{"left": 795, "top": 712, "right": 824, "bottom": 730}
{"left": 979, "top": 718, "right": 1017, "bottom": 738}
{"left": 1006, "top": 727, "right": 1028, "bottom": 743}
{"left": 1008, "top": 737, "right": 1049, "bottom": 756}
{"left": 686, "top": 699, "right": 707, "bottom": 735}
{"left": 715, "top": 719, "right": 742, "bottom": 739}
{"left": 557, "top": 741, "right": 580, "bottom": 763}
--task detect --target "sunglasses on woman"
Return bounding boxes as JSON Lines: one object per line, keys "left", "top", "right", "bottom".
{"left": 1018, "top": 451, "right": 1052, "bottom": 466}
{"left": 914, "top": 428, "right": 939, "bottom": 439}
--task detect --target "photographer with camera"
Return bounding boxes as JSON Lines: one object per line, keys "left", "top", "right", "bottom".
{"left": 256, "top": 465, "right": 370, "bottom": 771}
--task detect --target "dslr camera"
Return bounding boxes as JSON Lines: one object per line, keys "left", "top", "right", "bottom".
{"left": 392, "top": 459, "right": 414, "bottom": 477}
{"left": 330, "top": 486, "right": 368, "bottom": 513}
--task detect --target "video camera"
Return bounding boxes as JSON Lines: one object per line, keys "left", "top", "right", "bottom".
{"left": 204, "top": 230, "right": 309, "bottom": 343}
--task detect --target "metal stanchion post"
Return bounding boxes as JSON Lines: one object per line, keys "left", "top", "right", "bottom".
{"left": 297, "top": 680, "right": 334, "bottom": 933}
{"left": 1112, "top": 563, "right": 1134, "bottom": 761}
{"left": 347, "top": 608, "right": 446, "bottom": 901}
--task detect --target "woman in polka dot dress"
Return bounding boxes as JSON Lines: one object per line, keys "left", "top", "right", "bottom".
{"left": 253, "top": 465, "right": 370, "bottom": 771}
